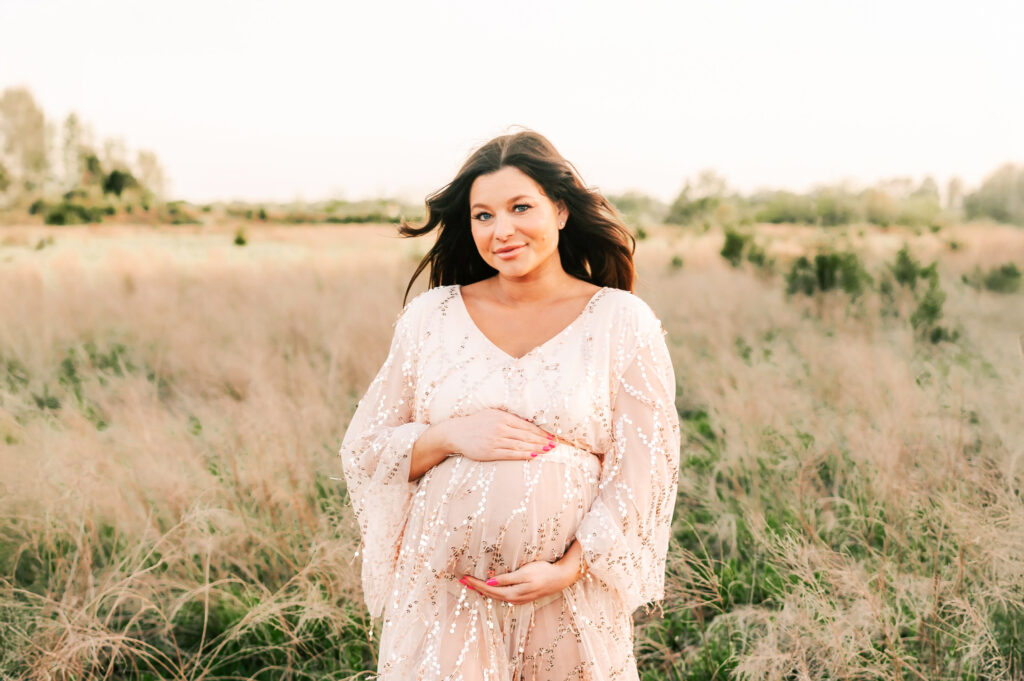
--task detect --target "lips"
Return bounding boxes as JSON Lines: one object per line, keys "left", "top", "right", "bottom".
{"left": 494, "top": 244, "right": 526, "bottom": 258}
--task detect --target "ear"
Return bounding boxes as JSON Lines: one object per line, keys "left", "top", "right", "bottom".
{"left": 556, "top": 200, "right": 568, "bottom": 229}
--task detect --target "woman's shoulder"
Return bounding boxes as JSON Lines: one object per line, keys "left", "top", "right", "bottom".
{"left": 598, "top": 288, "right": 670, "bottom": 377}
{"left": 394, "top": 284, "right": 459, "bottom": 327}
{"left": 598, "top": 287, "right": 664, "bottom": 338}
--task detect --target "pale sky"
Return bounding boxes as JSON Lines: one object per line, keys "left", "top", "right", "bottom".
{"left": 2, "top": 0, "right": 1021, "bottom": 204}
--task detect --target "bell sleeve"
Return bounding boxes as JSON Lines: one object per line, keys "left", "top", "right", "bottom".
{"left": 338, "top": 297, "right": 430, "bottom": 618}
{"left": 574, "top": 315, "right": 681, "bottom": 614}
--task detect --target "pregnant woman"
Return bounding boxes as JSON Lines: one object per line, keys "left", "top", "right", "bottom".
{"left": 339, "top": 130, "right": 681, "bottom": 680}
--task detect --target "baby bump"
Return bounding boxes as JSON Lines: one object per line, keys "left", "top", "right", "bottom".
{"left": 418, "top": 443, "right": 602, "bottom": 580}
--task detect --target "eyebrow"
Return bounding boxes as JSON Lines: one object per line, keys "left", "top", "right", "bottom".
{"left": 470, "top": 194, "right": 534, "bottom": 210}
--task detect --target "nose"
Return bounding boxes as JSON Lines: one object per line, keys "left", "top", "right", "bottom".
{"left": 493, "top": 212, "right": 516, "bottom": 240}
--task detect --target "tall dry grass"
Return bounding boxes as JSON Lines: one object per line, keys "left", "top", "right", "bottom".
{"left": 0, "top": 222, "right": 1022, "bottom": 680}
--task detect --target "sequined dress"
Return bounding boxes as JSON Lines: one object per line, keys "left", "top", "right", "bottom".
{"left": 339, "top": 284, "right": 680, "bottom": 680}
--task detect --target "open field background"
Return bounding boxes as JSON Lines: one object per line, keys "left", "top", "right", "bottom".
{"left": 1, "top": 221, "right": 1022, "bottom": 680}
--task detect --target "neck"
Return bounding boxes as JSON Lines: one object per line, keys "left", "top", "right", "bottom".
{"left": 490, "top": 257, "right": 577, "bottom": 305}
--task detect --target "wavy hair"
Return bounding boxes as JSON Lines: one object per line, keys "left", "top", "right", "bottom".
{"left": 400, "top": 130, "right": 636, "bottom": 304}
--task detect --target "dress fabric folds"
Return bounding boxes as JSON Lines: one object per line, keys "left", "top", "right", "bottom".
{"left": 339, "top": 284, "right": 681, "bottom": 681}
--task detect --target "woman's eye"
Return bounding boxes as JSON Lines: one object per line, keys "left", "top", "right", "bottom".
{"left": 473, "top": 205, "right": 528, "bottom": 221}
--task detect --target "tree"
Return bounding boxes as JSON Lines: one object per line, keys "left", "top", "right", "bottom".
{"left": 134, "top": 149, "right": 166, "bottom": 198}
{"left": 913, "top": 175, "right": 939, "bottom": 200}
{"left": 102, "top": 136, "right": 128, "bottom": 171}
{"left": 0, "top": 86, "right": 51, "bottom": 194}
{"left": 61, "top": 112, "right": 84, "bottom": 189}
{"left": 666, "top": 169, "right": 728, "bottom": 225}
{"left": 963, "top": 163, "right": 1024, "bottom": 226}
{"left": 945, "top": 176, "right": 964, "bottom": 214}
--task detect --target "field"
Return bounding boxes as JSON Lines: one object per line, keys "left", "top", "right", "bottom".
{"left": 1, "top": 221, "right": 1022, "bottom": 680}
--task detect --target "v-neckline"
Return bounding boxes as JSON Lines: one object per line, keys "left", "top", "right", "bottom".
{"left": 454, "top": 284, "right": 609, "bottom": 361}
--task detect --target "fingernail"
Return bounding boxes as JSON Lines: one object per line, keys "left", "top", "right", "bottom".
{"left": 486, "top": 578, "right": 498, "bottom": 586}
{"left": 531, "top": 452, "right": 538, "bottom": 457}
{"left": 467, "top": 584, "right": 475, "bottom": 590}
{"left": 546, "top": 433, "right": 554, "bottom": 440}
{"left": 543, "top": 444, "right": 553, "bottom": 451}
{"left": 459, "top": 577, "right": 466, "bottom": 584}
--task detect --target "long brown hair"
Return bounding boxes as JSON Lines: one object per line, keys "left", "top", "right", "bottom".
{"left": 400, "top": 129, "right": 636, "bottom": 304}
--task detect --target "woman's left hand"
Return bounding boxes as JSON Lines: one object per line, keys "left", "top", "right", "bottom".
{"left": 460, "top": 559, "right": 577, "bottom": 605}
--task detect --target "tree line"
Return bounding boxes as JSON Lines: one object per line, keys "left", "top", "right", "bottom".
{"left": 0, "top": 86, "right": 170, "bottom": 225}
{"left": 612, "top": 166, "right": 1024, "bottom": 230}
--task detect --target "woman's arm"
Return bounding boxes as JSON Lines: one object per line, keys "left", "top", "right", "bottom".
{"left": 339, "top": 298, "right": 430, "bottom": 617}
{"left": 408, "top": 421, "right": 455, "bottom": 481}
{"left": 572, "top": 319, "right": 681, "bottom": 613}
{"left": 409, "top": 410, "right": 554, "bottom": 481}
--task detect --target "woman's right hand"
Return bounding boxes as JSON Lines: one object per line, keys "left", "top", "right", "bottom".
{"left": 444, "top": 408, "right": 554, "bottom": 462}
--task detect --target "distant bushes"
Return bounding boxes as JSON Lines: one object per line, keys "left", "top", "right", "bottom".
{"left": 219, "top": 199, "right": 412, "bottom": 225}
{"left": 962, "top": 262, "right": 1022, "bottom": 293}
{"left": 324, "top": 212, "right": 401, "bottom": 224}
{"left": 157, "top": 201, "right": 200, "bottom": 225}
{"left": 720, "top": 228, "right": 770, "bottom": 270}
{"left": 40, "top": 200, "right": 107, "bottom": 225}
{"left": 753, "top": 192, "right": 817, "bottom": 224}
{"left": 658, "top": 169, "right": 1015, "bottom": 228}
{"left": 607, "top": 191, "right": 668, "bottom": 228}
{"left": 963, "top": 163, "right": 1024, "bottom": 225}
{"left": 785, "top": 251, "right": 872, "bottom": 299}
{"left": 765, "top": 242, "right": 962, "bottom": 344}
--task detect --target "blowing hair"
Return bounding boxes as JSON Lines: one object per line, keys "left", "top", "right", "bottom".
{"left": 399, "top": 129, "right": 636, "bottom": 304}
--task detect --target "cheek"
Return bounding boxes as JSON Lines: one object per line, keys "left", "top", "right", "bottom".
{"left": 470, "top": 227, "right": 491, "bottom": 255}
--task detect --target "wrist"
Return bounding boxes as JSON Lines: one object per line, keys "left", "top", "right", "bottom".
{"left": 556, "top": 541, "right": 585, "bottom": 587}
{"left": 426, "top": 420, "right": 457, "bottom": 455}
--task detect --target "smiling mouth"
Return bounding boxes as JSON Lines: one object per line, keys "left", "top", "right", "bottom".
{"left": 494, "top": 244, "right": 526, "bottom": 257}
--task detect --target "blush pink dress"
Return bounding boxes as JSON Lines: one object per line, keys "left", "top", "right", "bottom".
{"left": 339, "top": 284, "right": 680, "bottom": 681}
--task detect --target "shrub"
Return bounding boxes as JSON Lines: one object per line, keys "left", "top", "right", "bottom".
{"left": 44, "top": 202, "right": 104, "bottom": 225}
{"left": 753, "top": 191, "right": 817, "bottom": 224}
{"left": 234, "top": 227, "right": 247, "bottom": 246}
{"left": 962, "top": 262, "right": 1023, "bottom": 294}
{"left": 720, "top": 229, "right": 749, "bottom": 267}
{"left": 897, "top": 194, "right": 942, "bottom": 227}
{"left": 814, "top": 189, "right": 861, "bottom": 226}
{"left": 160, "top": 201, "right": 200, "bottom": 225}
{"left": 910, "top": 272, "right": 958, "bottom": 343}
{"left": 888, "top": 245, "right": 922, "bottom": 291}
{"left": 983, "top": 263, "right": 1022, "bottom": 293}
{"left": 862, "top": 188, "right": 898, "bottom": 227}
{"left": 102, "top": 169, "right": 139, "bottom": 197}
{"left": 785, "top": 250, "right": 872, "bottom": 299}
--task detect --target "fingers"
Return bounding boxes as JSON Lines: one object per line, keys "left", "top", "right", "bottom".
{"left": 504, "top": 415, "right": 555, "bottom": 441}
{"left": 488, "top": 447, "right": 537, "bottom": 461}
{"left": 502, "top": 418, "right": 556, "bottom": 451}
{"left": 459, "top": 575, "right": 530, "bottom": 604}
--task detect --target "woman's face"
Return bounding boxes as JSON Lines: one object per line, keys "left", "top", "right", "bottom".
{"left": 468, "top": 166, "right": 568, "bottom": 280}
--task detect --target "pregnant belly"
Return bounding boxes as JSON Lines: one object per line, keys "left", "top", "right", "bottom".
{"left": 416, "top": 443, "right": 602, "bottom": 580}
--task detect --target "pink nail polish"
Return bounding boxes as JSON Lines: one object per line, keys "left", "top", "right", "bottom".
{"left": 486, "top": 578, "right": 498, "bottom": 586}
{"left": 530, "top": 452, "right": 538, "bottom": 457}
{"left": 459, "top": 577, "right": 466, "bottom": 584}
{"left": 467, "top": 584, "right": 475, "bottom": 590}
